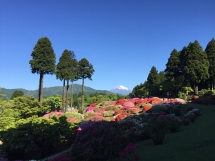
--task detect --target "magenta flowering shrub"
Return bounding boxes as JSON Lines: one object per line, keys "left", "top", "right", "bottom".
{"left": 43, "top": 110, "right": 64, "bottom": 118}
{"left": 67, "top": 117, "right": 79, "bottom": 123}
{"left": 70, "top": 121, "right": 129, "bottom": 161}
{"left": 85, "top": 106, "right": 95, "bottom": 112}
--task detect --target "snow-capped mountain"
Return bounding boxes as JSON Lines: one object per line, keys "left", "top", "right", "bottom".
{"left": 110, "top": 85, "right": 131, "bottom": 95}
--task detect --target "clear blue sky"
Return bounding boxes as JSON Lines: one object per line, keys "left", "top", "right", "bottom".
{"left": 0, "top": 0, "right": 215, "bottom": 91}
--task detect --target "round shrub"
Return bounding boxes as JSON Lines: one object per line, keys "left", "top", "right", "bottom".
{"left": 64, "top": 112, "right": 83, "bottom": 121}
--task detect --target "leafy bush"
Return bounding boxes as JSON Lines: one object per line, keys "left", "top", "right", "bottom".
{"left": 150, "top": 104, "right": 170, "bottom": 113}
{"left": 178, "top": 91, "right": 187, "bottom": 100}
{"left": 0, "top": 116, "right": 78, "bottom": 160}
{"left": 166, "top": 114, "right": 182, "bottom": 132}
{"left": 70, "top": 121, "right": 129, "bottom": 161}
{"left": 84, "top": 111, "right": 102, "bottom": 119}
{"left": 64, "top": 112, "right": 83, "bottom": 121}
{"left": 11, "top": 96, "right": 51, "bottom": 119}
{"left": 103, "top": 111, "right": 115, "bottom": 117}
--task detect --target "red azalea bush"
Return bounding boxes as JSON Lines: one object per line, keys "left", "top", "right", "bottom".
{"left": 116, "top": 99, "right": 127, "bottom": 105}
{"left": 123, "top": 101, "right": 135, "bottom": 107}
{"left": 43, "top": 110, "right": 64, "bottom": 118}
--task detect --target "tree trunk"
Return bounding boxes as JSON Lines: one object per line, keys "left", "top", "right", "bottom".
{"left": 62, "top": 80, "right": 65, "bottom": 112}
{"left": 194, "top": 84, "right": 198, "bottom": 95}
{"left": 81, "top": 78, "right": 84, "bottom": 111}
{"left": 38, "top": 71, "right": 44, "bottom": 102}
{"left": 65, "top": 80, "right": 69, "bottom": 112}
{"left": 70, "top": 81, "right": 74, "bottom": 108}
{"left": 211, "top": 78, "right": 214, "bottom": 91}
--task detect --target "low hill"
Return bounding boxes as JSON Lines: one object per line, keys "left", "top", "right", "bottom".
{"left": 1, "top": 84, "right": 113, "bottom": 99}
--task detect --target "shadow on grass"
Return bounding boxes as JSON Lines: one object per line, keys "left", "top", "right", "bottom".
{"left": 115, "top": 103, "right": 215, "bottom": 161}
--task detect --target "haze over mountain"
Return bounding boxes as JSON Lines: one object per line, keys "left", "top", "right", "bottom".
{"left": 110, "top": 85, "right": 131, "bottom": 95}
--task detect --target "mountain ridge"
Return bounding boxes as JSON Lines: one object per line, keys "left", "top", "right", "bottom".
{"left": 1, "top": 84, "right": 113, "bottom": 99}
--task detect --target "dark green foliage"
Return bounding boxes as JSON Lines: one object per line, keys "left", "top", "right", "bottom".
{"left": 77, "top": 58, "right": 95, "bottom": 80}
{"left": 70, "top": 121, "right": 129, "bottom": 161}
{"left": 205, "top": 38, "right": 215, "bottom": 90}
{"left": 29, "top": 37, "right": 56, "bottom": 102}
{"left": 77, "top": 58, "right": 95, "bottom": 110}
{"left": 56, "top": 50, "right": 78, "bottom": 111}
{"left": 165, "top": 49, "right": 181, "bottom": 81}
{"left": 10, "top": 90, "right": 24, "bottom": 99}
{"left": 30, "top": 37, "right": 56, "bottom": 75}
{"left": 183, "top": 41, "right": 209, "bottom": 94}
{"left": 158, "top": 71, "right": 166, "bottom": 83}
{"left": 56, "top": 49, "right": 74, "bottom": 81}
{"left": 0, "top": 116, "right": 78, "bottom": 160}
{"left": 147, "top": 66, "right": 159, "bottom": 85}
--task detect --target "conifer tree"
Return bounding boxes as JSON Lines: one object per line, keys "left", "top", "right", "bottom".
{"left": 164, "top": 49, "right": 180, "bottom": 81}
{"left": 56, "top": 49, "right": 74, "bottom": 112}
{"left": 29, "top": 37, "right": 56, "bottom": 102}
{"left": 183, "top": 40, "right": 209, "bottom": 94}
{"left": 147, "top": 66, "right": 159, "bottom": 85}
{"left": 205, "top": 38, "right": 215, "bottom": 90}
{"left": 77, "top": 58, "right": 95, "bottom": 111}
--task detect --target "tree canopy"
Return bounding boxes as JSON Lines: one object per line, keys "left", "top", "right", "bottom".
{"left": 205, "top": 38, "right": 215, "bottom": 90}
{"left": 77, "top": 58, "right": 95, "bottom": 111}
{"left": 11, "top": 90, "right": 25, "bottom": 99}
{"left": 183, "top": 40, "right": 209, "bottom": 94}
{"left": 147, "top": 66, "right": 159, "bottom": 85}
{"left": 29, "top": 37, "right": 56, "bottom": 102}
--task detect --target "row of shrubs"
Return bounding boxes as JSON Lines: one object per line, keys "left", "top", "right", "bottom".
{"left": 0, "top": 98, "right": 201, "bottom": 161}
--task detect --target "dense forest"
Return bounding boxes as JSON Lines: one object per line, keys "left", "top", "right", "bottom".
{"left": 131, "top": 38, "right": 215, "bottom": 99}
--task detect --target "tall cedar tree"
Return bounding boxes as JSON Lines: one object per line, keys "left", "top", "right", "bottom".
{"left": 56, "top": 49, "right": 74, "bottom": 112}
{"left": 29, "top": 37, "right": 56, "bottom": 102}
{"left": 164, "top": 49, "right": 180, "bottom": 81}
{"left": 183, "top": 40, "right": 209, "bottom": 95}
{"left": 77, "top": 58, "right": 95, "bottom": 111}
{"left": 205, "top": 38, "right": 215, "bottom": 90}
{"left": 69, "top": 51, "right": 78, "bottom": 108}
{"left": 147, "top": 66, "right": 159, "bottom": 85}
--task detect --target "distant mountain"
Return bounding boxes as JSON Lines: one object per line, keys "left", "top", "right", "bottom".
{"left": 110, "top": 85, "right": 131, "bottom": 95}
{"left": 1, "top": 84, "right": 113, "bottom": 99}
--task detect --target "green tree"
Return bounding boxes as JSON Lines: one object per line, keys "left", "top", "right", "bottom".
{"left": 147, "top": 66, "right": 159, "bottom": 85}
{"left": 164, "top": 49, "right": 180, "bottom": 81}
{"left": 11, "top": 90, "right": 25, "bottom": 99}
{"left": 183, "top": 40, "right": 209, "bottom": 94}
{"left": 56, "top": 49, "right": 74, "bottom": 112}
{"left": 77, "top": 58, "right": 95, "bottom": 111}
{"left": 158, "top": 71, "right": 166, "bottom": 83}
{"left": 29, "top": 37, "right": 56, "bottom": 102}
{"left": 205, "top": 38, "right": 215, "bottom": 90}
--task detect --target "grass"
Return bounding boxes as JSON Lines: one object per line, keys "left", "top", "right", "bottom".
{"left": 115, "top": 103, "right": 215, "bottom": 161}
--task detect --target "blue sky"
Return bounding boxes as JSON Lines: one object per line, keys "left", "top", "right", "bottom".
{"left": 0, "top": 0, "right": 215, "bottom": 91}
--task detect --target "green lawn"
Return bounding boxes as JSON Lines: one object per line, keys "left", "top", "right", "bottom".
{"left": 116, "top": 103, "right": 215, "bottom": 161}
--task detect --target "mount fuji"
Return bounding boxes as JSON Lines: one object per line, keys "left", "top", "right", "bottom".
{"left": 110, "top": 85, "right": 131, "bottom": 95}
